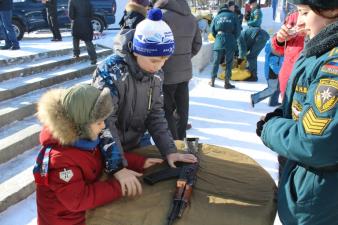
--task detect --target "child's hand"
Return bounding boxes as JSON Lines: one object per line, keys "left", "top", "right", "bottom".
{"left": 166, "top": 153, "right": 198, "bottom": 168}
{"left": 276, "top": 24, "right": 295, "bottom": 43}
{"left": 143, "top": 158, "right": 164, "bottom": 169}
{"left": 113, "top": 168, "right": 143, "bottom": 197}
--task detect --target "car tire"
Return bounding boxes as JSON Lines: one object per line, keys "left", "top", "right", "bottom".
{"left": 91, "top": 16, "right": 105, "bottom": 33}
{"left": 12, "top": 20, "right": 25, "bottom": 41}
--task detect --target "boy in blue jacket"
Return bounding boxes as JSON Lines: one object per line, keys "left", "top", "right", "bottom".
{"left": 250, "top": 39, "right": 284, "bottom": 107}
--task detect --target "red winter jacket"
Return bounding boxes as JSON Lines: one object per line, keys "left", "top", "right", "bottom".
{"left": 36, "top": 127, "right": 146, "bottom": 225}
{"left": 271, "top": 11, "right": 305, "bottom": 97}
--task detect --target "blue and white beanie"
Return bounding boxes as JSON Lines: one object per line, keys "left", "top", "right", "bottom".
{"left": 133, "top": 8, "right": 175, "bottom": 57}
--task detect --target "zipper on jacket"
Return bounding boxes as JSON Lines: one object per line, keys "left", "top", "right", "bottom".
{"left": 147, "top": 76, "right": 154, "bottom": 111}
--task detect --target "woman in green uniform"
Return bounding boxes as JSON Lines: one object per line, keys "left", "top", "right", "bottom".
{"left": 257, "top": 1, "right": 338, "bottom": 224}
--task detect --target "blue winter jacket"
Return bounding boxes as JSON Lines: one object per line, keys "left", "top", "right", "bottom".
{"left": 264, "top": 40, "right": 284, "bottom": 80}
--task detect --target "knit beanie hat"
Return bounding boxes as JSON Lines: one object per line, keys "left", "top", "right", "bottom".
{"left": 61, "top": 84, "right": 112, "bottom": 141}
{"left": 133, "top": 8, "right": 175, "bottom": 57}
{"left": 131, "top": 0, "right": 150, "bottom": 7}
{"left": 287, "top": 0, "right": 338, "bottom": 9}
{"left": 247, "top": 0, "right": 257, "bottom": 4}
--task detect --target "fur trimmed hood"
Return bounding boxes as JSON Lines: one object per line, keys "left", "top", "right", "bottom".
{"left": 37, "top": 85, "right": 113, "bottom": 145}
{"left": 126, "top": 2, "right": 147, "bottom": 16}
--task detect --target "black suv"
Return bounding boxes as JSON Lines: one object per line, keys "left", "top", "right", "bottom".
{"left": 6, "top": 0, "right": 116, "bottom": 40}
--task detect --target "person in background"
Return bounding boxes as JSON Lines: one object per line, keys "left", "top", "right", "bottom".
{"left": 250, "top": 39, "right": 284, "bottom": 107}
{"left": 233, "top": 3, "right": 244, "bottom": 61}
{"left": 119, "top": 0, "right": 149, "bottom": 29}
{"left": 234, "top": 4, "right": 244, "bottom": 29}
{"left": 92, "top": 9, "right": 197, "bottom": 180}
{"left": 68, "top": 0, "right": 97, "bottom": 65}
{"left": 210, "top": 2, "right": 241, "bottom": 89}
{"left": 153, "top": 0, "right": 202, "bottom": 140}
{"left": 0, "top": 0, "right": 20, "bottom": 50}
{"left": 271, "top": 10, "right": 305, "bottom": 98}
{"left": 256, "top": 0, "right": 338, "bottom": 224}
{"left": 237, "top": 0, "right": 269, "bottom": 82}
{"left": 44, "top": 0, "right": 62, "bottom": 41}
{"left": 34, "top": 84, "right": 163, "bottom": 225}
{"left": 197, "top": 13, "right": 210, "bottom": 41}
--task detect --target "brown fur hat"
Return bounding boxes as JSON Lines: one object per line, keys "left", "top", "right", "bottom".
{"left": 37, "top": 84, "right": 113, "bottom": 145}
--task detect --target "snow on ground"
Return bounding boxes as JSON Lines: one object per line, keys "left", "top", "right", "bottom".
{"left": 0, "top": 6, "right": 284, "bottom": 225}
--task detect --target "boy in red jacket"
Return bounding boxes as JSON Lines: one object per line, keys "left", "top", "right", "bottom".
{"left": 34, "top": 84, "right": 162, "bottom": 225}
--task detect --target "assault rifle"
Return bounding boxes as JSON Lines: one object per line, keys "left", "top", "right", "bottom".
{"left": 143, "top": 137, "right": 199, "bottom": 225}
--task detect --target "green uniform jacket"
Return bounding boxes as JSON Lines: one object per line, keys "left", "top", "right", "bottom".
{"left": 261, "top": 21, "right": 338, "bottom": 225}
{"left": 211, "top": 8, "right": 241, "bottom": 51}
{"left": 247, "top": 7, "right": 262, "bottom": 28}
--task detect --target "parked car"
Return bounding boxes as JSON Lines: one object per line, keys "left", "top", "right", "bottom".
{"left": 3, "top": 0, "right": 116, "bottom": 40}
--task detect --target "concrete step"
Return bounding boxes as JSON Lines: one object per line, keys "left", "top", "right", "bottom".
{"left": 0, "top": 116, "right": 40, "bottom": 165}
{"left": 0, "top": 47, "right": 112, "bottom": 82}
{"left": 0, "top": 76, "right": 91, "bottom": 128}
{"left": 0, "top": 76, "right": 91, "bottom": 161}
{"left": 0, "top": 146, "right": 38, "bottom": 213}
{"left": 0, "top": 50, "right": 110, "bottom": 102}
{"left": 0, "top": 44, "right": 110, "bottom": 67}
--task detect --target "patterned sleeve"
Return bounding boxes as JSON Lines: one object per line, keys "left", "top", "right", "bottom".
{"left": 92, "top": 55, "right": 127, "bottom": 173}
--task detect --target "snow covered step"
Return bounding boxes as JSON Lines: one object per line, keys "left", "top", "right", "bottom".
{"left": 0, "top": 116, "right": 40, "bottom": 164}
{"left": 0, "top": 57, "right": 104, "bottom": 102}
{"left": 0, "top": 44, "right": 110, "bottom": 67}
{"left": 0, "top": 147, "right": 38, "bottom": 213}
{"left": 0, "top": 47, "right": 112, "bottom": 82}
{"left": 0, "top": 76, "right": 91, "bottom": 128}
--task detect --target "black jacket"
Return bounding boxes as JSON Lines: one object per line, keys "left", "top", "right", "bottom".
{"left": 68, "top": 0, "right": 93, "bottom": 41}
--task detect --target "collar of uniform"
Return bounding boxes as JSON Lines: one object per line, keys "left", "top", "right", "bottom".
{"left": 304, "top": 21, "right": 338, "bottom": 57}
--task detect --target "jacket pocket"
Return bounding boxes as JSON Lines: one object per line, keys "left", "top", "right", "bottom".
{"left": 289, "top": 166, "right": 317, "bottom": 206}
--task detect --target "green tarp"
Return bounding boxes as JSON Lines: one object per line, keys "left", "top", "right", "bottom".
{"left": 87, "top": 142, "right": 277, "bottom": 225}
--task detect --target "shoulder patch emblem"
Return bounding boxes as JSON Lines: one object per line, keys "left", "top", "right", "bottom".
{"left": 302, "top": 108, "right": 331, "bottom": 135}
{"left": 314, "top": 79, "right": 338, "bottom": 113}
{"left": 59, "top": 168, "right": 73, "bottom": 182}
{"left": 321, "top": 60, "right": 338, "bottom": 75}
{"left": 328, "top": 47, "right": 338, "bottom": 57}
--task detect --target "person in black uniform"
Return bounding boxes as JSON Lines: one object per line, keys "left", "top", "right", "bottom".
{"left": 68, "top": 0, "right": 97, "bottom": 65}
{"left": 44, "top": 0, "right": 62, "bottom": 41}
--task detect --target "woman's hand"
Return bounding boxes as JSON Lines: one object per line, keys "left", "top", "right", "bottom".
{"left": 166, "top": 153, "right": 198, "bottom": 168}
{"left": 113, "top": 168, "right": 143, "bottom": 197}
{"left": 143, "top": 158, "right": 164, "bottom": 169}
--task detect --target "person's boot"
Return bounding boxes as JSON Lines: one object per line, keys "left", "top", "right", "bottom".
{"left": 245, "top": 72, "right": 258, "bottom": 82}
{"left": 1, "top": 44, "right": 12, "bottom": 50}
{"left": 209, "top": 77, "right": 216, "bottom": 87}
{"left": 224, "top": 77, "right": 235, "bottom": 89}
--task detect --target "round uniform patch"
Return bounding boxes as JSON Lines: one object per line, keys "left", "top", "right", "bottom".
{"left": 314, "top": 79, "right": 338, "bottom": 113}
